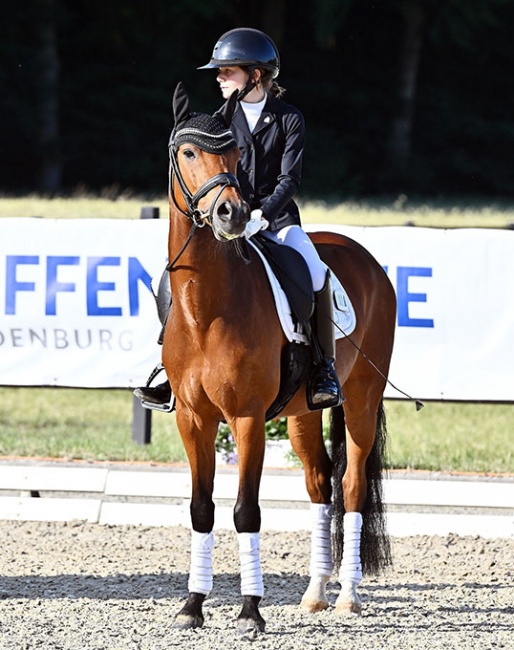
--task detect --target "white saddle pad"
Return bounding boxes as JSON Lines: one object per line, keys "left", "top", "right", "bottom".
{"left": 248, "top": 240, "right": 356, "bottom": 344}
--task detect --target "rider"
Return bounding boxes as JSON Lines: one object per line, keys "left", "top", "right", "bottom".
{"left": 134, "top": 27, "right": 342, "bottom": 411}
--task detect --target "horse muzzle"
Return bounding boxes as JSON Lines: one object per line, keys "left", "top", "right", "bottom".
{"left": 211, "top": 200, "right": 251, "bottom": 241}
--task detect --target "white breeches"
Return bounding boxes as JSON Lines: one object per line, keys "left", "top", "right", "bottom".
{"left": 262, "top": 225, "right": 327, "bottom": 292}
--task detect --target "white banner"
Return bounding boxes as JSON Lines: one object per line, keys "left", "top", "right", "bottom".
{"left": 306, "top": 224, "right": 514, "bottom": 402}
{"left": 1, "top": 218, "right": 513, "bottom": 401}
{"left": 0, "top": 218, "right": 167, "bottom": 388}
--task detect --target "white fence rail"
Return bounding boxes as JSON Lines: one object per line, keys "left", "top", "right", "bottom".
{"left": 0, "top": 464, "right": 512, "bottom": 538}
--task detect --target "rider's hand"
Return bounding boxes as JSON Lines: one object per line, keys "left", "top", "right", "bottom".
{"left": 244, "top": 209, "right": 269, "bottom": 239}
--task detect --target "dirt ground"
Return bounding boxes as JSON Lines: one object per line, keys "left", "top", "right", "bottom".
{"left": 0, "top": 520, "right": 512, "bottom": 649}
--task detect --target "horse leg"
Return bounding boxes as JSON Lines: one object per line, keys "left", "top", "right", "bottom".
{"left": 230, "top": 415, "right": 267, "bottom": 635}
{"left": 288, "top": 412, "right": 334, "bottom": 613}
{"left": 173, "top": 409, "right": 217, "bottom": 629}
{"left": 333, "top": 398, "right": 381, "bottom": 616}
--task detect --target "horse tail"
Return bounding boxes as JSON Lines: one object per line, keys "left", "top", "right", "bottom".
{"left": 330, "top": 401, "right": 392, "bottom": 575}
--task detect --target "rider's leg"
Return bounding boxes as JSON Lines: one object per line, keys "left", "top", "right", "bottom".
{"left": 262, "top": 226, "right": 342, "bottom": 410}
{"left": 133, "top": 274, "right": 175, "bottom": 411}
{"left": 308, "top": 271, "right": 343, "bottom": 409}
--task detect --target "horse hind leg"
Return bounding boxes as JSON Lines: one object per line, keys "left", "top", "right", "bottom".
{"left": 330, "top": 400, "right": 391, "bottom": 616}
{"left": 299, "top": 502, "right": 334, "bottom": 612}
{"left": 287, "top": 413, "right": 334, "bottom": 613}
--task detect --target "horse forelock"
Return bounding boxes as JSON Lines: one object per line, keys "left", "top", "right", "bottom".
{"left": 172, "top": 113, "right": 236, "bottom": 154}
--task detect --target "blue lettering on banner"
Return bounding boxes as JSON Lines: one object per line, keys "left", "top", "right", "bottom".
{"left": 46, "top": 256, "right": 80, "bottom": 315}
{"left": 3, "top": 254, "right": 155, "bottom": 317}
{"left": 396, "top": 266, "right": 434, "bottom": 328}
{"left": 5, "top": 255, "right": 39, "bottom": 314}
{"left": 128, "top": 257, "right": 153, "bottom": 316}
{"left": 86, "top": 257, "right": 122, "bottom": 316}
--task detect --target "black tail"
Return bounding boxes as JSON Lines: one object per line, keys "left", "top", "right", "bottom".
{"left": 330, "top": 401, "right": 392, "bottom": 575}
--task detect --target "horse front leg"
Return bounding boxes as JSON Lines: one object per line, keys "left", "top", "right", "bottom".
{"left": 230, "top": 414, "right": 267, "bottom": 635}
{"left": 288, "top": 412, "right": 334, "bottom": 613}
{"left": 173, "top": 408, "right": 217, "bottom": 630}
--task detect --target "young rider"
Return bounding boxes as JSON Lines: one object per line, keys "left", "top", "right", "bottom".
{"left": 134, "top": 27, "right": 342, "bottom": 411}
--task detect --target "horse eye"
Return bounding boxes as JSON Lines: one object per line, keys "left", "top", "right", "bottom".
{"left": 182, "top": 148, "right": 196, "bottom": 160}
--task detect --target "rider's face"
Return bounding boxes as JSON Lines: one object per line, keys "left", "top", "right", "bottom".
{"left": 216, "top": 66, "right": 249, "bottom": 99}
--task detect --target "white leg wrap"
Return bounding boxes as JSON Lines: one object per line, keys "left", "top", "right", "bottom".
{"left": 339, "top": 511, "right": 363, "bottom": 585}
{"left": 309, "top": 503, "right": 334, "bottom": 578}
{"left": 188, "top": 530, "right": 214, "bottom": 595}
{"left": 238, "top": 532, "right": 264, "bottom": 597}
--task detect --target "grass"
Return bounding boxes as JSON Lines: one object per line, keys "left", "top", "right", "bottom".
{"left": 0, "top": 387, "right": 187, "bottom": 465}
{"left": 0, "top": 386, "right": 512, "bottom": 474}
{"left": 1, "top": 195, "right": 513, "bottom": 473}
{"left": 2, "top": 194, "right": 514, "bottom": 228}
{"left": 384, "top": 400, "right": 513, "bottom": 474}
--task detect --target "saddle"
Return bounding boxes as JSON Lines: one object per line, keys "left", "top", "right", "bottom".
{"left": 251, "top": 233, "right": 315, "bottom": 325}
{"left": 249, "top": 234, "right": 314, "bottom": 420}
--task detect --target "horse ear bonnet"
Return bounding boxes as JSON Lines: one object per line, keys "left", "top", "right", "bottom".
{"left": 171, "top": 83, "right": 237, "bottom": 154}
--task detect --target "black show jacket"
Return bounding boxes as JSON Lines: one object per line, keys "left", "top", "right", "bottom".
{"left": 217, "top": 92, "right": 306, "bottom": 232}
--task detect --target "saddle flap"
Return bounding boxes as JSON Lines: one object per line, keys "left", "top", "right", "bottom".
{"left": 252, "top": 234, "right": 314, "bottom": 323}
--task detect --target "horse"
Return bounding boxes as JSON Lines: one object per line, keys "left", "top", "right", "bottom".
{"left": 162, "top": 82, "right": 396, "bottom": 634}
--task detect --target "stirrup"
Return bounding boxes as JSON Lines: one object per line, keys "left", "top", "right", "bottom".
{"left": 136, "top": 364, "right": 176, "bottom": 413}
{"left": 140, "top": 396, "right": 176, "bottom": 413}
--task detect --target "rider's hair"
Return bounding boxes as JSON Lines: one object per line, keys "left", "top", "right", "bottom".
{"left": 243, "top": 66, "right": 286, "bottom": 99}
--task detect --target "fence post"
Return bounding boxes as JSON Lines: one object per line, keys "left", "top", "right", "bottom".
{"left": 132, "top": 205, "right": 160, "bottom": 445}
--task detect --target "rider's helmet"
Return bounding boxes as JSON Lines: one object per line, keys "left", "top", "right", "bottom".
{"left": 198, "top": 28, "right": 280, "bottom": 79}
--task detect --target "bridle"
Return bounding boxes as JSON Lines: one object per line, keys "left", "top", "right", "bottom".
{"left": 168, "top": 127, "right": 242, "bottom": 229}
{"left": 165, "top": 126, "right": 245, "bottom": 271}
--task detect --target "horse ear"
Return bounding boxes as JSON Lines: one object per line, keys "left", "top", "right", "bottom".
{"left": 217, "top": 90, "right": 238, "bottom": 127}
{"left": 173, "top": 82, "right": 190, "bottom": 127}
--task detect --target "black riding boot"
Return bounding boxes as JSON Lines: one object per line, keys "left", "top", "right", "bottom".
{"left": 133, "top": 363, "right": 175, "bottom": 412}
{"left": 307, "top": 274, "right": 343, "bottom": 411}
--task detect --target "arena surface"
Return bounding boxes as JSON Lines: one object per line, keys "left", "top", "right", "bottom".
{"left": 0, "top": 519, "right": 512, "bottom": 649}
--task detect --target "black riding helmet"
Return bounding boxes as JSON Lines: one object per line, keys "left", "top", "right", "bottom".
{"left": 198, "top": 28, "right": 280, "bottom": 99}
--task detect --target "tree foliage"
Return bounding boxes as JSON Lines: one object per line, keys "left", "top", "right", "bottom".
{"left": 2, "top": 0, "right": 513, "bottom": 199}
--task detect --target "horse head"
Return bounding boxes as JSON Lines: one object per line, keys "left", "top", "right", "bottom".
{"left": 169, "top": 82, "right": 250, "bottom": 241}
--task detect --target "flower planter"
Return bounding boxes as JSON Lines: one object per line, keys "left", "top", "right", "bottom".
{"left": 216, "top": 439, "right": 297, "bottom": 467}
{"left": 264, "top": 439, "right": 296, "bottom": 468}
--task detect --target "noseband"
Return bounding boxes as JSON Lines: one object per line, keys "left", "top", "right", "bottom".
{"left": 168, "top": 124, "right": 241, "bottom": 228}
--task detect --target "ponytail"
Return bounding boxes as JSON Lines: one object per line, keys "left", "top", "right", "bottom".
{"left": 259, "top": 69, "right": 286, "bottom": 97}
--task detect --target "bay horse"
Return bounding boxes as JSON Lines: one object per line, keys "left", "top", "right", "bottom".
{"left": 163, "top": 83, "right": 396, "bottom": 634}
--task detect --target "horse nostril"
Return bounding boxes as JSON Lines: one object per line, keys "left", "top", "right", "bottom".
{"left": 216, "top": 201, "right": 233, "bottom": 223}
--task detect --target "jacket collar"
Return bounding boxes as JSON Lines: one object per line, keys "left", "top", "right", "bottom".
{"left": 232, "top": 93, "right": 278, "bottom": 138}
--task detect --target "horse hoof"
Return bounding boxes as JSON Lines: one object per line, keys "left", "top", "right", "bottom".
{"left": 236, "top": 618, "right": 265, "bottom": 637}
{"left": 173, "top": 592, "right": 206, "bottom": 629}
{"left": 299, "top": 597, "right": 329, "bottom": 613}
{"left": 173, "top": 613, "right": 204, "bottom": 629}
{"left": 335, "top": 581, "right": 362, "bottom": 616}
{"left": 236, "top": 595, "right": 265, "bottom": 635}
{"left": 335, "top": 600, "right": 362, "bottom": 616}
